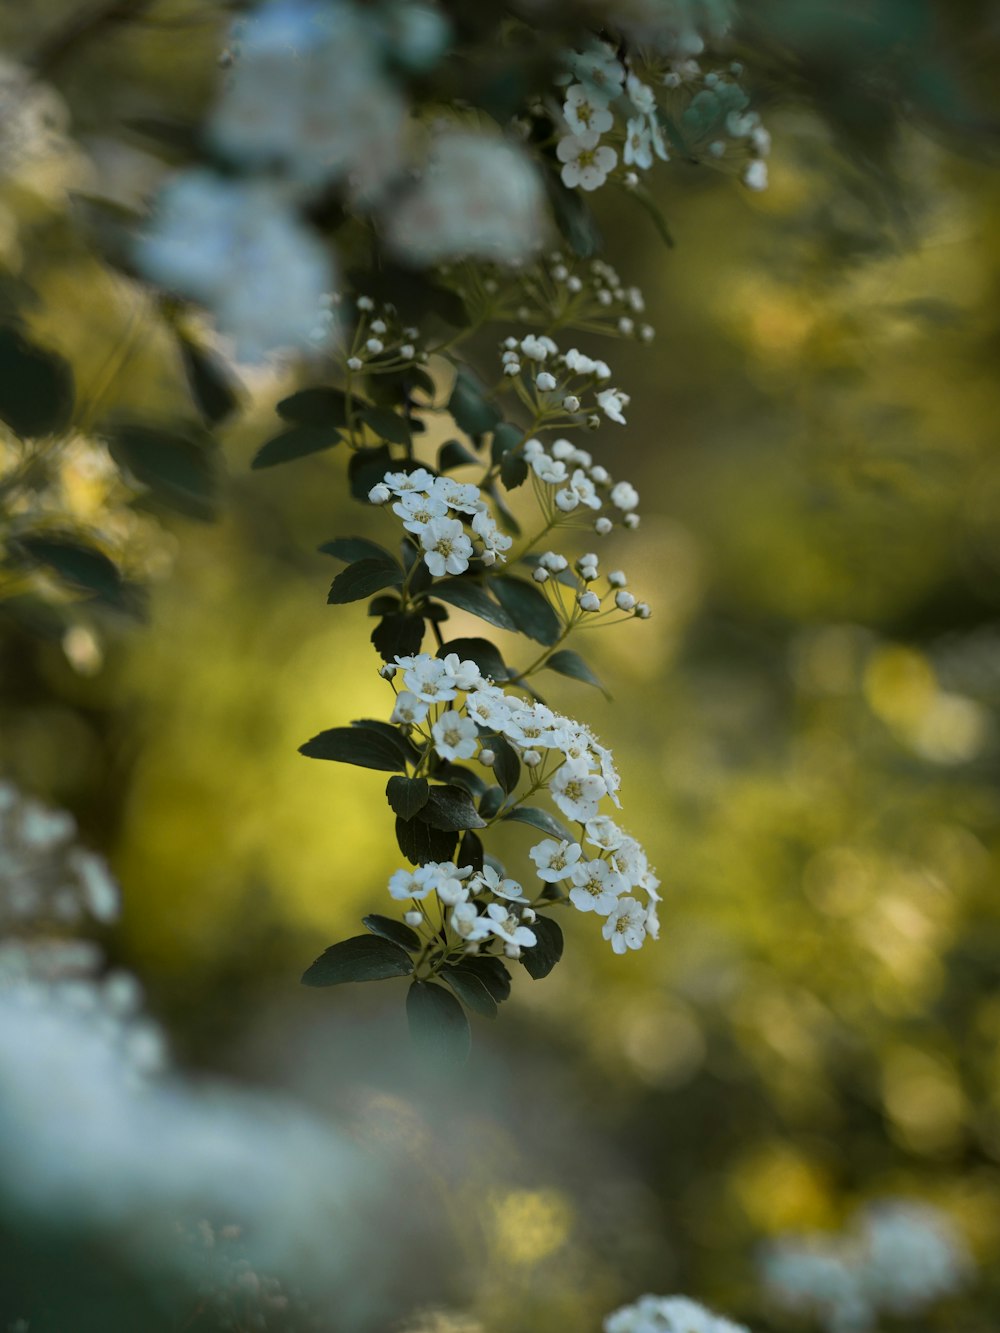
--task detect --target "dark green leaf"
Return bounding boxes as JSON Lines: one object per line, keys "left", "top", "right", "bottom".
{"left": 493, "top": 576, "right": 561, "bottom": 646}
{"left": 362, "top": 914, "right": 421, "bottom": 952}
{"left": 490, "top": 422, "right": 523, "bottom": 464}
{"left": 448, "top": 368, "right": 501, "bottom": 438}
{"left": 371, "top": 612, "right": 425, "bottom": 661}
{"left": 395, "top": 814, "right": 458, "bottom": 865}
{"left": 0, "top": 327, "right": 74, "bottom": 438}
{"left": 421, "top": 785, "right": 487, "bottom": 832}
{"left": 520, "top": 915, "right": 563, "bottom": 979}
{"left": 431, "top": 580, "right": 516, "bottom": 632}
{"left": 406, "top": 980, "right": 470, "bottom": 1062}
{"left": 13, "top": 534, "right": 135, "bottom": 614}
{"left": 106, "top": 422, "right": 218, "bottom": 521}
{"left": 487, "top": 483, "right": 521, "bottom": 536}
{"left": 546, "top": 171, "right": 603, "bottom": 258}
{"left": 441, "top": 966, "right": 497, "bottom": 1018}
{"left": 546, "top": 648, "right": 610, "bottom": 697}
{"left": 436, "top": 763, "right": 487, "bottom": 799}
{"left": 436, "top": 637, "right": 509, "bottom": 681}
{"left": 318, "top": 536, "right": 395, "bottom": 564}
{"left": 302, "top": 934, "right": 414, "bottom": 986}
{"left": 252, "top": 425, "right": 341, "bottom": 469}
{"left": 438, "top": 439, "right": 479, "bottom": 472}
{"left": 361, "top": 406, "right": 411, "bottom": 445}
{"left": 327, "top": 556, "right": 402, "bottom": 604}
{"left": 386, "top": 775, "right": 429, "bottom": 821}
{"left": 368, "top": 594, "right": 401, "bottom": 616}
{"left": 500, "top": 449, "right": 529, "bottom": 490}
{"left": 485, "top": 733, "right": 520, "bottom": 795}
{"left": 178, "top": 335, "right": 241, "bottom": 424}
{"left": 458, "top": 829, "right": 484, "bottom": 873}
{"left": 502, "top": 805, "right": 574, "bottom": 842}
{"left": 348, "top": 444, "right": 392, "bottom": 501}
{"left": 277, "top": 386, "right": 351, "bottom": 427}
{"left": 459, "top": 954, "right": 511, "bottom": 1003}
{"left": 352, "top": 719, "right": 421, "bottom": 765}
{"left": 299, "top": 726, "right": 405, "bottom": 771}
{"left": 478, "top": 785, "right": 505, "bottom": 820}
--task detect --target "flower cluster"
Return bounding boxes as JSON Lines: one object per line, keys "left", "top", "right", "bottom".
{"left": 344, "top": 294, "right": 426, "bottom": 374}
{"left": 369, "top": 468, "right": 512, "bottom": 571}
{"left": 605, "top": 1295, "right": 750, "bottom": 1333}
{"left": 499, "top": 334, "right": 632, "bottom": 429}
{"left": 760, "top": 1199, "right": 970, "bottom": 1332}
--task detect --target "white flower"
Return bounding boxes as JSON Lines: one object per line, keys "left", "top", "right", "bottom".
{"left": 531, "top": 454, "right": 569, "bottom": 485}
{"left": 391, "top": 488, "right": 449, "bottom": 533}
{"left": 565, "top": 42, "right": 625, "bottom": 98}
{"left": 556, "top": 131, "right": 618, "bottom": 192}
{"left": 610, "top": 480, "right": 639, "bottom": 510}
{"left": 626, "top": 73, "right": 657, "bottom": 116}
{"left": 529, "top": 838, "right": 583, "bottom": 883}
{"left": 401, "top": 654, "right": 459, "bottom": 703}
{"left": 385, "top": 467, "right": 435, "bottom": 495}
{"left": 569, "top": 859, "right": 627, "bottom": 914}
{"left": 439, "top": 653, "right": 483, "bottom": 692}
{"left": 389, "top": 690, "right": 430, "bottom": 726}
{"left": 743, "top": 159, "right": 768, "bottom": 191}
{"left": 431, "top": 709, "right": 479, "bottom": 761}
{"left": 604, "top": 1295, "right": 749, "bottom": 1333}
{"left": 520, "top": 333, "right": 557, "bottom": 361}
{"left": 433, "top": 476, "right": 483, "bottom": 514}
{"left": 597, "top": 387, "right": 628, "bottom": 424}
{"left": 450, "top": 901, "right": 491, "bottom": 941}
{"left": 471, "top": 510, "right": 513, "bottom": 563}
{"left": 420, "top": 516, "right": 473, "bottom": 576}
{"left": 484, "top": 902, "right": 537, "bottom": 955}
{"left": 624, "top": 118, "right": 655, "bottom": 170}
{"left": 388, "top": 866, "right": 434, "bottom": 900}
{"left": 602, "top": 896, "right": 648, "bottom": 953}
{"left": 612, "top": 837, "right": 649, "bottom": 888}
{"left": 465, "top": 685, "right": 511, "bottom": 729}
{"left": 550, "top": 759, "right": 607, "bottom": 822}
{"left": 585, "top": 816, "right": 625, "bottom": 851}
{"left": 474, "top": 865, "right": 526, "bottom": 901}
{"left": 563, "top": 83, "right": 614, "bottom": 135}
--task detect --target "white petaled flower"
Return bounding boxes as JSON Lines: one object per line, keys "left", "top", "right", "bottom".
{"left": 626, "top": 73, "right": 657, "bottom": 116}
{"left": 465, "top": 685, "right": 511, "bottom": 730}
{"left": 420, "top": 516, "right": 473, "bottom": 577}
{"left": 602, "top": 896, "right": 648, "bottom": 954}
{"left": 743, "top": 159, "right": 768, "bottom": 191}
{"left": 597, "top": 387, "right": 629, "bottom": 424}
{"left": 433, "top": 476, "right": 483, "bottom": 514}
{"left": 474, "top": 865, "right": 526, "bottom": 902}
{"left": 431, "top": 709, "right": 479, "bottom": 761}
{"left": 550, "top": 760, "right": 607, "bottom": 823}
{"left": 531, "top": 454, "right": 569, "bottom": 485}
{"left": 484, "top": 902, "right": 537, "bottom": 955}
{"left": 564, "top": 83, "right": 614, "bottom": 136}
{"left": 440, "top": 653, "right": 484, "bottom": 692}
{"left": 610, "top": 480, "right": 639, "bottom": 510}
{"left": 450, "top": 901, "right": 491, "bottom": 941}
{"left": 565, "top": 42, "right": 625, "bottom": 98}
{"left": 400, "top": 654, "right": 459, "bottom": 703}
{"left": 529, "top": 838, "right": 583, "bottom": 883}
{"left": 385, "top": 467, "right": 434, "bottom": 495}
{"left": 624, "top": 117, "right": 655, "bottom": 170}
{"left": 472, "top": 509, "right": 513, "bottom": 564}
{"left": 556, "top": 131, "right": 618, "bottom": 192}
{"left": 604, "top": 1295, "right": 750, "bottom": 1333}
{"left": 388, "top": 866, "right": 434, "bottom": 901}
{"left": 585, "top": 816, "right": 625, "bottom": 851}
{"left": 389, "top": 690, "right": 429, "bottom": 726}
{"left": 391, "top": 489, "right": 449, "bottom": 533}
{"left": 520, "top": 333, "right": 557, "bottom": 361}
{"left": 569, "top": 859, "right": 628, "bottom": 915}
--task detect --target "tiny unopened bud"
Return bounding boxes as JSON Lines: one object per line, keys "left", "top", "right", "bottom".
{"left": 590, "top": 464, "right": 609, "bottom": 484}
{"left": 609, "top": 570, "right": 627, "bottom": 587}
{"left": 503, "top": 336, "right": 518, "bottom": 349}
{"left": 523, "top": 750, "right": 542, "bottom": 767}
{"left": 623, "top": 170, "right": 639, "bottom": 188}
{"left": 356, "top": 295, "right": 374, "bottom": 311}
{"left": 595, "top": 516, "right": 613, "bottom": 535}
{"left": 481, "top": 549, "right": 498, "bottom": 566}
{"left": 368, "top": 482, "right": 390, "bottom": 504}
{"left": 347, "top": 356, "right": 363, "bottom": 371}
{"left": 615, "top": 590, "right": 636, "bottom": 611}
{"left": 536, "top": 372, "right": 557, "bottom": 392}
{"left": 567, "top": 275, "right": 583, "bottom": 293}
{"left": 563, "top": 394, "right": 581, "bottom": 413}
{"left": 379, "top": 663, "right": 397, "bottom": 679}
{"left": 366, "top": 338, "right": 384, "bottom": 355}
{"left": 618, "top": 317, "right": 634, "bottom": 336}
{"left": 479, "top": 748, "right": 496, "bottom": 767}
{"left": 522, "top": 907, "right": 537, "bottom": 923}
{"left": 634, "top": 602, "right": 651, "bottom": 619}
{"left": 579, "top": 591, "right": 601, "bottom": 612}
{"left": 581, "top": 552, "right": 599, "bottom": 566}
{"left": 370, "top": 318, "right": 387, "bottom": 334}
{"left": 503, "top": 360, "right": 521, "bottom": 376}
{"left": 639, "top": 324, "right": 655, "bottom": 342}
{"left": 404, "top": 910, "right": 423, "bottom": 927}
{"left": 624, "top": 513, "right": 640, "bottom": 529}
{"left": 532, "top": 566, "right": 549, "bottom": 583}
{"left": 399, "top": 343, "right": 415, "bottom": 359}
{"left": 587, "top": 414, "right": 601, "bottom": 430}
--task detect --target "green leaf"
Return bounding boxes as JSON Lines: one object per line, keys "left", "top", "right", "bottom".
{"left": 395, "top": 814, "right": 458, "bottom": 865}
{"left": 459, "top": 954, "right": 511, "bottom": 1003}
{"left": 487, "top": 483, "right": 521, "bottom": 536}
{"left": 448, "top": 368, "right": 500, "bottom": 438}
{"left": 432, "top": 580, "right": 516, "bottom": 633}
{"left": 277, "top": 386, "right": 351, "bottom": 427}
{"left": 362, "top": 914, "right": 421, "bottom": 952}
{"left": 520, "top": 915, "right": 563, "bottom": 979}
{"left": 490, "top": 422, "right": 523, "bottom": 464}
{"left": 361, "top": 406, "right": 411, "bottom": 445}
{"left": 501, "top": 805, "right": 574, "bottom": 842}
{"left": 327, "top": 556, "right": 402, "bottom": 604}
{"left": 478, "top": 785, "right": 505, "bottom": 820}
{"left": 500, "top": 449, "right": 528, "bottom": 490}
{"left": 178, "top": 334, "right": 241, "bottom": 425}
{"left": 458, "top": 828, "right": 484, "bottom": 873}
{"left": 302, "top": 934, "right": 414, "bottom": 986}
{"left": 299, "top": 726, "right": 406, "bottom": 771}
{"left": 421, "top": 785, "right": 487, "bottom": 832}
{"left": 492, "top": 576, "right": 561, "bottom": 646}
{"left": 546, "top": 171, "right": 603, "bottom": 258}
{"left": 546, "top": 648, "right": 610, "bottom": 698}
{"left": 368, "top": 594, "right": 401, "bottom": 616}
{"left": 436, "top": 763, "right": 487, "bottom": 799}
{"left": 348, "top": 444, "right": 392, "bottom": 501}
{"left": 252, "top": 425, "right": 341, "bottom": 469}
{"left": 371, "top": 611, "right": 425, "bottom": 661}
{"left": 441, "top": 965, "right": 497, "bottom": 1018}
{"left": 386, "top": 775, "right": 429, "bottom": 821}
{"left": 13, "top": 533, "right": 136, "bottom": 614}
{"left": 485, "top": 733, "right": 520, "bottom": 795}
{"left": 106, "top": 422, "right": 218, "bottom": 521}
{"left": 318, "top": 536, "right": 395, "bottom": 564}
{"left": 436, "top": 636, "right": 509, "bottom": 681}
{"left": 352, "top": 719, "right": 421, "bottom": 765}
{"left": 438, "top": 439, "right": 479, "bottom": 472}
{"left": 0, "top": 327, "right": 74, "bottom": 438}
{"left": 406, "top": 980, "right": 470, "bottom": 1062}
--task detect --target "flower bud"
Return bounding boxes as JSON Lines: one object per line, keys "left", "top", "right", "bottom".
{"left": 595, "top": 516, "right": 613, "bottom": 535}
{"left": 634, "top": 602, "right": 651, "bottom": 619}
{"left": 347, "top": 356, "right": 363, "bottom": 371}
{"left": 366, "top": 338, "right": 384, "bottom": 355}
{"left": 523, "top": 750, "right": 542, "bottom": 767}
{"left": 563, "top": 395, "right": 581, "bottom": 413}
{"left": 615, "top": 590, "right": 636, "bottom": 611}
{"left": 404, "top": 910, "right": 423, "bottom": 927}
{"left": 609, "top": 570, "right": 627, "bottom": 587}
{"left": 479, "top": 748, "right": 496, "bottom": 767}
{"left": 536, "top": 372, "right": 557, "bottom": 392}
{"left": 368, "top": 482, "right": 391, "bottom": 504}
{"left": 579, "top": 591, "right": 601, "bottom": 612}
{"left": 532, "top": 566, "right": 549, "bottom": 583}
{"left": 379, "top": 664, "right": 397, "bottom": 680}
{"left": 624, "top": 513, "right": 640, "bottom": 529}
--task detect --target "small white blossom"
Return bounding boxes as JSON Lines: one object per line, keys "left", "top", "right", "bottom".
{"left": 450, "top": 901, "right": 491, "bottom": 941}
{"left": 563, "top": 83, "right": 614, "bottom": 136}
{"left": 474, "top": 865, "right": 526, "bottom": 902}
{"left": 550, "top": 760, "right": 607, "bottom": 822}
{"left": 388, "top": 866, "right": 434, "bottom": 900}
{"left": 431, "top": 709, "right": 479, "bottom": 761}
{"left": 420, "top": 516, "right": 474, "bottom": 577}
{"left": 400, "top": 654, "right": 459, "bottom": 703}
{"left": 597, "top": 387, "right": 629, "bottom": 424}
{"left": 610, "top": 480, "right": 639, "bottom": 510}
{"left": 569, "top": 859, "right": 627, "bottom": 914}
{"left": 585, "top": 816, "right": 625, "bottom": 851}
{"left": 529, "top": 839, "right": 583, "bottom": 882}
{"left": 483, "top": 902, "right": 537, "bottom": 955}
{"left": 390, "top": 690, "right": 430, "bottom": 726}
{"left": 556, "top": 131, "right": 618, "bottom": 191}
{"left": 602, "top": 895, "right": 648, "bottom": 953}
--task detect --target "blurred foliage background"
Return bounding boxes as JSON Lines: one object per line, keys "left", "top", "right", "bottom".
{"left": 3, "top": 1, "right": 1000, "bottom": 1330}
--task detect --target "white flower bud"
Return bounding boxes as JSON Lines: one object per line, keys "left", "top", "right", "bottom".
{"left": 404, "top": 910, "right": 423, "bottom": 927}
{"left": 532, "top": 566, "right": 549, "bottom": 583}
{"left": 368, "top": 482, "right": 391, "bottom": 504}
{"left": 479, "top": 748, "right": 496, "bottom": 767}
{"left": 639, "top": 324, "right": 655, "bottom": 342}
{"left": 567, "top": 275, "right": 583, "bottom": 292}
{"left": 634, "top": 602, "right": 651, "bottom": 619}
{"left": 609, "top": 570, "right": 627, "bottom": 587}
{"left": 522, "top": 907, "right": 537, "bottom": 923}
{"left": 503, "top": 336, "right": 518, "bottom": 349}
{"left": 563, "top": 395, "right": 581, "bottom": 412}
{"left": 541, "top": 551, "right": 568, "bottom": 572}
{"left": 536, "top": 372, "right": 557, "bottom": 392}
{"left": 581, "top": 553, "right": 599, "bottom": 566}
{"left": 503, "top": 360, "right": 521, "bottom": 376}
{"left": 379, "top": 664, "right": 397, "bottom": 679}
{"left": 615, "top": 590, "right": 636, "bottom": 611}
{"left": 587, "top": 414, "right": 601, "bottom": 430}
{"left": 624, "top": 513, "right": 640, "bottom": 529}
{"left": 481, "top": 549, "right": 497, "bottom": 566}
{"left": 356, "top": 295, "right": 374, "bottom": 311}
{"left": 552, "top": 264, "right": 569, "bottom": 281}
{"left": 399, "top": 344, "right": 415, "bottom": 360}
{"left": 523, "top": 750, "right": 542, "bottom": 767}
{"left": 595, "top": 516, "right": 613, "bottom": 535}
{"left": 579, "top": 591, "right": 601, "bottom": 612}
{"left": 370, "top": 319, "right": 387, "bottom": 334}
{"left": 590, "top": 465, "right": 609, "bottom": 483}
{"left": 366, "top": 338, "right": 384, "bottom": 354}
{"left": 618, "top": 317, "right": 634, "bottom": 336}
{"left": 347, "top": 356, "right": 363, "bottom": 371}
{"left": 623, "top": 171, "right": 639, "bottom": 188}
